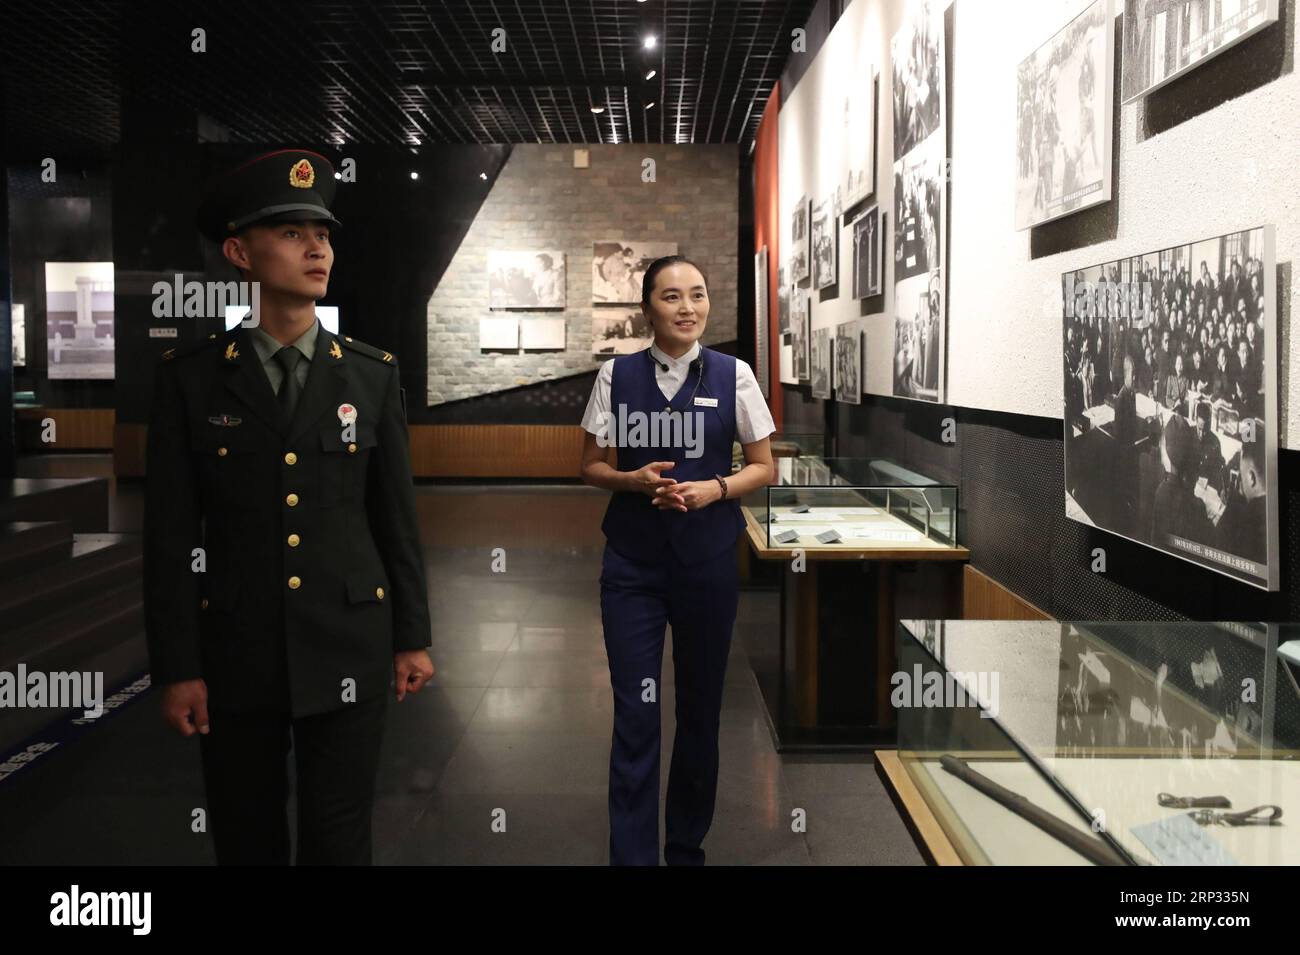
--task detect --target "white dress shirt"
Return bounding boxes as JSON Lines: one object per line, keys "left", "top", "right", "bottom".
{"left": 581, "top": 340, "right": 776, "bottom": 444}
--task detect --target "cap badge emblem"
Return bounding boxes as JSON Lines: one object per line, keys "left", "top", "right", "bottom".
{"left": 289, "top": 158, "right": 315, "bottom": 189}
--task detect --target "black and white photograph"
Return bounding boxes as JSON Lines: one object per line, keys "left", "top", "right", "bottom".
{"left": 892, "top": 270, "right": 942, "bottom": 403}
{"left": 755, "top": 246, "right": 770, "bottom": 399}
{"left": 843, "top": 71, "right": 878, "bottom": 210}
{"left": 1015, "top": 0, "right": 1114, "bottom": 230}
{"left": 791, "top": 194, "right": 811, "bottom": 284}
{"left": 835, "top": 320, "right": 862, "bottom": 405}
{"left": 11, "top": 303, "right": 25, "bottom": 368}
{"left": 852, "top": 204, "right": 883, "bottom": 299}
{"left": 890, "top": 0, "right": 943, "bottom": 161}
{"left": 591, "top": 240, "right": 678, "bottom": 304}
{"left": 1062, "top": 225, "right": 1278, "bottom": 590}
{"left": 892, "top": 133, "right": 942, "bottom": 284}
{"left": 44, "top": 261, "right": 115, "bottom": 380}
{"left": 792, "top": 291, "right": 810, "bottom": 381}
{"left": 777, "top": 266, "right": 791, "bottom": 334}
{"left": 488, "top": 249, "right": 566, "bottom": 308}
{"left": 592, "top": 309, "right": 653, "bottom": 355}
{"left": 811, "top": 200, "right": 837, "bottom": 290}
{"left": 811, "top": 326, "right": 833, "bottom": 399}
{"left": 1121, "top": 0, "right": 1280, "bottom": 103}
{"left": 890, "top": 0, "right": 947, "bottom": 403}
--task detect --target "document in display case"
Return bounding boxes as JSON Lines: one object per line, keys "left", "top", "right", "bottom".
{"left": 743, "top": 457, "right": 959, "bottom": 557}
{"left": 889, "top": 619, "right": 1300, "bottom": 865}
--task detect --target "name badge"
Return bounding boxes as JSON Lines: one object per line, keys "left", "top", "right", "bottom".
{"left": 693, "top": 397, "right": 718, "bottom": 407}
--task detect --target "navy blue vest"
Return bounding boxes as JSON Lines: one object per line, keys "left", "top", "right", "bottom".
{"left": 600, "top": 345, "right": 745, "bottom": 564}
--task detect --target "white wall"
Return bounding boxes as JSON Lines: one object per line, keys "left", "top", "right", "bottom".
{"left": 780, "top": 0, "right": 1298, "bottom": 448}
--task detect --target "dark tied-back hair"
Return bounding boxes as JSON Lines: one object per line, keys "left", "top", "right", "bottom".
{"left": 640, "top": 254, "right": 710, "bottom": 307}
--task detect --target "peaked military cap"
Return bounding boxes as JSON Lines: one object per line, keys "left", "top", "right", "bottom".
{"left": 197, "top": 148, "right": 342, "bottom": 241}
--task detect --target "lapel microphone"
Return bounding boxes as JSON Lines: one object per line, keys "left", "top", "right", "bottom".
{"left": 646, "top": 346, "right": 706, "bottom": 413}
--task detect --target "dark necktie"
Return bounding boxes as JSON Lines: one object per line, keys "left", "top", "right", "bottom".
{"left": 274, "top": 346, "right": 304, "bottom": 424}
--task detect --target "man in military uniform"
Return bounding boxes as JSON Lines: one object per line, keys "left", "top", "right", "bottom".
{"left": 143, "top": 149, "right": 434, "bottom": 865}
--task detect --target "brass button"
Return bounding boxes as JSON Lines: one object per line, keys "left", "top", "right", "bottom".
{"left": 217, "top": 447, "right": 228, "bottom": 457}
{"left": 347, "top": 443, "right": 358, "bottom": 454}
{"left": 375, "top": 587, "right": 385, "bottom": 600}
{"left": 284, "top": 451, "right": 298, "bottom": 465}
{"left": 286, "top": 493, "right": 299, "bottom": 507}
{"left": 287, "top": 533, "right": 301, "bottom": 547}
{"left": 288, "top": 576, "right": 301, "bottom": 590}
{"left": 200, "top": 598, "right": 209, "bottom": 610}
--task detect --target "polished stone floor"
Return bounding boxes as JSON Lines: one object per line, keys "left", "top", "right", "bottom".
{"left": 0, "top": 457, "right": 922, "bottom": 865}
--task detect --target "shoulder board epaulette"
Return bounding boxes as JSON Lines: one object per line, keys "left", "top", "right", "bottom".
{"left": 161, "top": 331, "right": 226, "bottom": 362}
{"left": 338, "top": 335, "right": 396, "bottom": 364}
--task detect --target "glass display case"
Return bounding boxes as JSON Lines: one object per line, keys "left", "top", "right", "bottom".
{"left": 743, "top": 457, "right": 959, "bottom": 554}
{"left": 737, "top": 459, "right": 967, "bottom": 751}
{"left": 735, "top": 430, "right": 826, "bottom": 475}
{"left": 893, "top": 619, "right": 1300, "bottom": 865}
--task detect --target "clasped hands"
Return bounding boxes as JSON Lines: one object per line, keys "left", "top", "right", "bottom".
{"left": 630, "top": 461, "right": 722, "bottom": 512}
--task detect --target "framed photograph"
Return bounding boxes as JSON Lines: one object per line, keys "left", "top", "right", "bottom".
{"left": 852, "top": 204, "right": 883, "bottom": 299}
{"left": 1061, "top": 225, "right": 1278, "bottom": 590}
{"left": 811, "top": 327, "right": 833, "bottom": 399}
{"left": 843, "top": 70, "right": 879, "bottom": 211}
{"left": 12, "top": 303, "right": 25, "bottom": 368}
{"left": 811, "top": 200, "right": 838, "bottom": 290}
{"left": 777, "top": 267, "right": 791, "bottom": 334}
{"left": 1016, "top": 0, "right": 1115, "bottom": 230}
{"left": 488, "top": 250, "right": 566, "bottom": 308}
{"left": 890, "top": 0, "right": 947, "bottom": 403}
{"left": 892, "top": 132, "right": 943, "bottom": 284}
{"left": 834, "top": 320, "right": 862, "bottom": 405}
{"left": 592, "top": 309, "right": 652, "bottom": 355}
{"left": 791, "top": 195, "right": 812, "bottom": 285}
{"left": 892, "top": 270, "right": 943, "bottom": 403}
{"left": 592, "top": 240, "right": 678, "bottom": 304}
{"left": 44, "top": 261, "right": 114, "bottom": 380}
{"left": 791, "top": 292, "right": 810, "bottom": 381}
{"left": 1121, "top": 0, "right": 1280, "bottom": 103}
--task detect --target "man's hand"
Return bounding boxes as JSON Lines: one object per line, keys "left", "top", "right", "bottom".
{"left": 394, "top": 649, "right": 435, "bottom": 702}
{"left": 161, "top": 679, "right": 210, "bottom": 736}
{"left": 652, "top": 479, "right": 722, "bottom": 512}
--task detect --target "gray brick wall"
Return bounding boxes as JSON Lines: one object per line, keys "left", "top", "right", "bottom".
{"left": 426, "top": 143, "right": 739, "bottom": 406}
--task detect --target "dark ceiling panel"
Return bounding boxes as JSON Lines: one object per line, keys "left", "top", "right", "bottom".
{"left": 1, "top": 0, "right": 814, "bottom": 154}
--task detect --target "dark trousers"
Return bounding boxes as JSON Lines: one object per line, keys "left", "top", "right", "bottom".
{"left": 198, "top": 695, "right": 388, "bottom": 865}
{"left": 600, "top": 542, "right": 739, "bottom": 866}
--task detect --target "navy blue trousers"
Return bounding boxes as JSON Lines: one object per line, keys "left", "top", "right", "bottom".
{"left": 600, "top": 541, "right": 739, "bottom": 865}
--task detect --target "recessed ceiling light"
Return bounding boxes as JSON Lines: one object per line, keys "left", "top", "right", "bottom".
{"left": 479, "top": 172, "right": 488, "bottom": 180}
{"left": 645, "top": 101, "right": 656, "bottom": 110}
{"left": 590, "top": 104, "right": 605, "bottom": 113}
{"left": 643, "top": 35, "right": 656, "bottom": 49}
{"left": 410, "top": 171, "right": 419, "bottom": 180}
{"left": 645, "top": 69, "right": 656, "bottom": 80}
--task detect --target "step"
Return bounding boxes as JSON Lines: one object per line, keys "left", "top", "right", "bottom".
{"left": 0, "top": 534, "right": 142, "bottom": 633}
{"left": 0, "top": 579, "right": 144, "bottom": 676}
{"left": 0, "top": 522, "right": 73, "bottom": 581}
